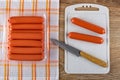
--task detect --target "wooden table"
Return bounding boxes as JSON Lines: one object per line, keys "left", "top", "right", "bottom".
{"left": 59, "top": 0, "right": 120, "bottom": 80}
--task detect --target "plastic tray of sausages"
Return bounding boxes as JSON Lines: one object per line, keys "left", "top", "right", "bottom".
{"left": 2, "top": 12, "right": 48, "bottom": 62}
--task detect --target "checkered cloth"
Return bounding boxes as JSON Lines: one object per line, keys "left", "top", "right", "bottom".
{"left": 0, "top": 0, "right": 59, "bottom": 80}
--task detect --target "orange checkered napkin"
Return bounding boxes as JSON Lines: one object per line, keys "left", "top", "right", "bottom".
{"left": 0, "top": 0, "right": 59, "bottom": 80}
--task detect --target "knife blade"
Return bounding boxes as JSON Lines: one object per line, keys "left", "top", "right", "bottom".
{"left": 51, "top": 39, "right": 107, "bottom": 67}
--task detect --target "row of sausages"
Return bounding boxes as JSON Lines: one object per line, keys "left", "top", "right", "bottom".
{"left": 8, "top": 16, "right": 45, "bottom": 61}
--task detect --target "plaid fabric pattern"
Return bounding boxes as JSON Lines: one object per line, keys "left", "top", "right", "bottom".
{"left": 0, "top": 0, "right": 59, "bottom": 80}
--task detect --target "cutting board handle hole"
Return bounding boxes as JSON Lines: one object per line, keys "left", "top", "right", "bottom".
{"left": 75, "top": 5, "right": 99, "bottom": 11}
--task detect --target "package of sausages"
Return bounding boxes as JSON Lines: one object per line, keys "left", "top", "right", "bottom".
{"left": 7, "top": 16, "right": 47, "bottom": 61}
{"left": 65, "top": 4, "right": 110, "bottom": 74}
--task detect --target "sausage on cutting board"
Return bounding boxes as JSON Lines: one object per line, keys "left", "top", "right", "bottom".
{"left": 71, "top": 17, "right": 105, "bottom": 34}
{"left": 68, "top": 32, "right": 104, "bottom": 44}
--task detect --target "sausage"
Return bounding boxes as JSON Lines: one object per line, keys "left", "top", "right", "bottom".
{"left": 10, "top": 24, "right": 44, "bottom": 30}
{"left": 10, "top": 32, "right": 43, "bottom": 40}
{"left": 9, "top": 47, "right": 44, "bottom": 54}
{"left": 8, "top": 54, "right": 44, "bottom": 61}
{"left": 9, "top": 40, "right": 43, "bottom": 47}
{"left": 8, "top": 16, "right": 44, "bottom": 24}
{"left": 12, "top": 30, "right": 43, "bottom": 33}
{"left": 71, "top": 17, "right": 105, "bottom": 34}
{"left": 68, "top": 32, "right": 103, "bottom": 44}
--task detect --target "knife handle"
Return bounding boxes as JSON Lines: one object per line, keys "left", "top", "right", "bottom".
{"left": 80, "top": 51, "right": 107, "bottom": 67}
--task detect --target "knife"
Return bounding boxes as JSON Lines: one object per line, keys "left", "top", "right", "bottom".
{"left": 51, "top": 39, "right": 107, "bottom": 67}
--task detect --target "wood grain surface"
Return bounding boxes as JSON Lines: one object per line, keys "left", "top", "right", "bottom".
{"left": 59, "top": 0, "right": 120, "bottom": 80}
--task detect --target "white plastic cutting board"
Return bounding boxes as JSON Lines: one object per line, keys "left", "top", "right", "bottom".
{"left": 65, "top": 4, "right": 110, "bottom": 74}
